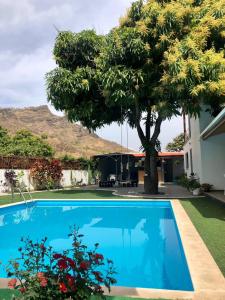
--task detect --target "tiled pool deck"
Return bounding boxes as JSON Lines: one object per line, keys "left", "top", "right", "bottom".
{"left": 0, "top": 199, "right": 224, "bottom": 300}
{"left": 84, "top": 183, "right": 198, "bottom": 199}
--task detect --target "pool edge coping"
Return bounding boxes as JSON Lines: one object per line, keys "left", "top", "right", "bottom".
{"left": 170, "top": 200, "right": 225, "bottom": 300}
{"left": 0, "top": 198, "right": 224, "bottom": 300}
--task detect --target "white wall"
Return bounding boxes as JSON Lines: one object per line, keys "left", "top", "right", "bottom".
{"left": 0, "top": 169, "right": 89, "bottom": 193}
{"left": 184, "top": 117, "right": 203, "bottom": 179}
{"left": 200, "top": 133, "right": 225, "bottom": 189}
{"left": 61, "top": 170, "right": 89, "bottom": 188}
{"left": 184, "top": 111, "right": 225, "bottom": 190}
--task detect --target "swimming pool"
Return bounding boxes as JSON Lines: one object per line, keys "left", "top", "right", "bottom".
{"left": 0, "top": 200, "right": 193, "bottom": 291}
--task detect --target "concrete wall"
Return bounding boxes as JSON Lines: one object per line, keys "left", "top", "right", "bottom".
{"left": 200, "top": 133, "right": 225, "bottom": 189}
{"left": 0, "top": 169, "right": 89, "bottom": 193}
{"left": 172, "top": 157, "right": 185, "bottom": 179}
{"left": 184, "top": 117, "right": 202, "bottom": 179}
{"left": 184, "top": 111, "right": 225, "bottom": 190}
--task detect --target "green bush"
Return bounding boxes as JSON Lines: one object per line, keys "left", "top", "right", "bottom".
{"left": 7, "top": 229, "right": 116, "bottom": 300}
{"left": 177, "top": 174, "right": 201, "bottom": 191}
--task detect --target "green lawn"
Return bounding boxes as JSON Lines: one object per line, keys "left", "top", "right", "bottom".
{"left": 0, "top": 191, "right": 224, "bottom": 299}
{"left": 180, "top": 197, "right": 225, "bottom": 276}
{"left": 0, "top": 189, "right": 122, "bottom": 206}
{"left": 0, "top": 289, "right": 167, "bottom": 300}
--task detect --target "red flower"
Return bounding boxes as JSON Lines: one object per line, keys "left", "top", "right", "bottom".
{"left": 93, "top": 253, "right": 104, "bottom": 264}
{"left": 53, "top": 253, "right": 62, "bottom": 259}
{"left": 37, "top": 272, "right": 44, "bottom": 279}
{"left": 40, "top": 277, "right": 48, "bottom": 287}
{"left": 37, "top": 272, "right": 48, "bottom": 287}
{"left": 95, "top": 254, "right": 104, "bottom": 260}
{"left": 67, "top": 257, "right": 76, "bottom": 269}
{"left": 65, "top": 274, "right": 75, "bottom": 288}
{"left": 8, "top": 278, "right": 17, "bottom": 289}
{"left": 58, "top": 259, "right": 68, "bottom": 270}
{"left": 59, "top": 282, "right": 67, "bottom": 293}
{"left": 93, "top": 271, "right": 103, "bottom": 282}
{"left": 79, "top": 260, "right": 90, "bottom": 271}
{"left": 19, "top": 287, "right": 26, "bottom": 293}
{"left": 40, "top": 244, "right": 45, "bottom": 250}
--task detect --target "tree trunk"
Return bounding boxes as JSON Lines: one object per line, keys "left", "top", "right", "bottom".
{"left": 134, "top": 99, "right": 162, "bottom": 195}
{"left": 144, "top": 150, "right": 158, "bottom": 194}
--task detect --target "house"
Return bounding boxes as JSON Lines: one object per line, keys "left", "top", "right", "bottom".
{"left": 94, "top": 152, "right": 184, "bottom": 185}
{"left": 184, "top": 107, "right": 225, "bottom": 190}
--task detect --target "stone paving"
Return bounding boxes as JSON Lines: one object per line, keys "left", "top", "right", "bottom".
{"left": 205, "top": 191, "right": 225, "bottom": 204}
{"left": 85, "top": 182, "right": 195, "bottom": 199}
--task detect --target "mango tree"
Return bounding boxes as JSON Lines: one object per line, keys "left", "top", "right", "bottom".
{"left": 47, "top": 0, "right": 225, "bottom": 194}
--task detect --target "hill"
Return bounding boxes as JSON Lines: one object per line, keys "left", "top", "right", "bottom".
{"left": 0, "top": 105, "right": 129, "bottom": 158}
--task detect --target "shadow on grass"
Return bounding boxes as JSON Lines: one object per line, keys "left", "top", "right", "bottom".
{"left": 180, "top": 196, "right": 225, "bottom": 221}
{"left": 52, "top": 189, "right": 117, "bottom": 198}
{"left": 0, "top": 290, "right": 167, "bottom": 300}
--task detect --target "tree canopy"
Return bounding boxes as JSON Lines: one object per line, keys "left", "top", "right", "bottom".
{"left": 166, "top": 133, "right": 185, "bottom": 152}
{"left": 0, "top": 127, "right": 54, "bottom": 157}
{"left": 47, "top": 0, "right": 225, "bottom": 193}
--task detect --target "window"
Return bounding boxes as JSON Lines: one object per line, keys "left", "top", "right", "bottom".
{"left": 190, "top": 149, "right": 193, "bottom": 173}
{"left": 185, "top": 152, "right": 189, "bottom": 169}
{"left": 188, "top": 116, "right": 191, "bottom": 138}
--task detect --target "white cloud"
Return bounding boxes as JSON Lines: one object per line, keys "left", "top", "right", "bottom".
{"left": 0, "top": 0, "right": 133, "bottom": 108}
{"left": 0, "top": 46, "right": 55, "bottom": 107}
{"left": 0, "top": 0, "right": 182, "bottom": 148}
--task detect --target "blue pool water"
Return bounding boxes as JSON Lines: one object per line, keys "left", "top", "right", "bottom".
{"left": 0, "top": 200, "right": 193, "bottom": 291}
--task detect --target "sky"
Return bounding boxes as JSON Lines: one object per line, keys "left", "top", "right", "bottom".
{"left": 0, "top": 0, "right": 182, "bottom": 151}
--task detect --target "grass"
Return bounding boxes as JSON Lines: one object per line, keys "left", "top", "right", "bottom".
{"left": 0, "top": 189, "right": 122, "bottom": 206}
{"left": 0, "top": 289, "right": 167, "bottom": 300}
{"left": 180, "top": 196, "right": 225, "bottom": 276}
{"left": 0, "top": 191, "right": 224, "bottom": 298}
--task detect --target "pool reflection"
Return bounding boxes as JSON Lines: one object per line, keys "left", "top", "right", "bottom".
{"left": 0, "top": 202, "right": 193, "bottom": 291}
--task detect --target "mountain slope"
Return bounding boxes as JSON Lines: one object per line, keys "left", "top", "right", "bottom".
{"left": 0, "top": 105, "right": 129, "bottom": 158}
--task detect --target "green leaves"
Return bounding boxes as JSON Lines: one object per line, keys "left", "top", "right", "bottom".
{"left": 0, "top": 127, "right": 54, "bottom": 158}
{"left": 47, "top": 0, "right": 225, "bottom": 139}
{"left": 54, "top": 30, "right": 103, "bottom": 70}
{"left": 166, "top": 133, "right": 185, "bottom": 152}
{"left": 102, "top": 27, "right": 150, "bottom": 69}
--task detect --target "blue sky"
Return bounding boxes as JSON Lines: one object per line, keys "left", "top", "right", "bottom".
{"left": 0, "top": 0, "right": 182, "bottom": 151}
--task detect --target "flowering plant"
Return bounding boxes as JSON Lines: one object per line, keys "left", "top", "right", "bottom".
{"left": 4, "top": 169, "right": 17, "bottom": 199}
{"left": 7, "top": 229, "right": 116, "bottom": 300}
{"left": 30, "top": 159, "right": 63, "bottom": 190}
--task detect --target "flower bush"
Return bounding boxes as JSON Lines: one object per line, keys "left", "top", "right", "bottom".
{"left": 7, "top": 229, "right": 116, "bottom": 300}
{"left": 177, "top": 173, "right": 201, "bottom": 191}
{"left": 30, "top": 159, "right": 63, "bottom": 190}
{"left": 4, "top": 169, "right": 17, "bottom": 199}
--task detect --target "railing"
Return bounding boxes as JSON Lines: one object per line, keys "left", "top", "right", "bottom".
{"left": 16, "top": 181, "right": 33, "bottom": 205}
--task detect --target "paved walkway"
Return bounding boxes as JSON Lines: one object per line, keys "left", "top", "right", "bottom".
{"left": 205, "top": 191, "right": 225, "bottom": 204}
{"left": 0, "top": 183, "right": 195, "bottom": 199}
{"left": 84, "top": 183, "right": 194, "bottom": 199}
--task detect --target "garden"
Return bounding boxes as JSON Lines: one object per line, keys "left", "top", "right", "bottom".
{"left": 0, "top": 0, "right": 225, "bottom": 298}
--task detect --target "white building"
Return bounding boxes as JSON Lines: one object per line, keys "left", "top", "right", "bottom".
{"left": 184, "top": 107, "right": 225, "bottom": 190}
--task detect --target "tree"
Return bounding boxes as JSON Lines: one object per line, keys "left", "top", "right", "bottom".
{"left": 10, "top": 130, "right": 54, "bottom": 157}
{"left": 46, "top": 0, "right": 225, "bottom": 194}
{"left": 166, "top": 133, "right": 185, "bottom": 152}
{"left": 0, "top": 126, "right": 11, "bottom": 155}
{"left": 0, "top": 127, "right": 54, "bottom": 157}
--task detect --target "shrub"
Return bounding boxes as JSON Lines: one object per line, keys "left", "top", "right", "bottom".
{"left": 30, "top": 159, "right": 63, "bottom": 190}
{"left": 61, "top": 154, "right": 76, "bottom": 162}
{"left": 177, "top": 173, "right": 201, "bottom": 191}
{"left": 4, "top": 169, "right": 17, "bottom": 199}
{"left": 7, "top": 228, "right": 116, "bottom": 300}
{"left": 201, "top": 183, "right": 213, "bottom": 192}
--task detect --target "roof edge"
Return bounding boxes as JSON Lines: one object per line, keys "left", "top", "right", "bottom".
{"left": 200, "top": 107, "right": 225, "bottom": 140}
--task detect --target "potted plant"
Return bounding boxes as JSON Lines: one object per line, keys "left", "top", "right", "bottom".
{"left": 201, "top": 183, "right": 213, "bottom": 192}
{"left": 185, "top": 173, "right": 202, "bottom": 196}
{"left": 191, "top": 180, "right": 202, "bottom": 196}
